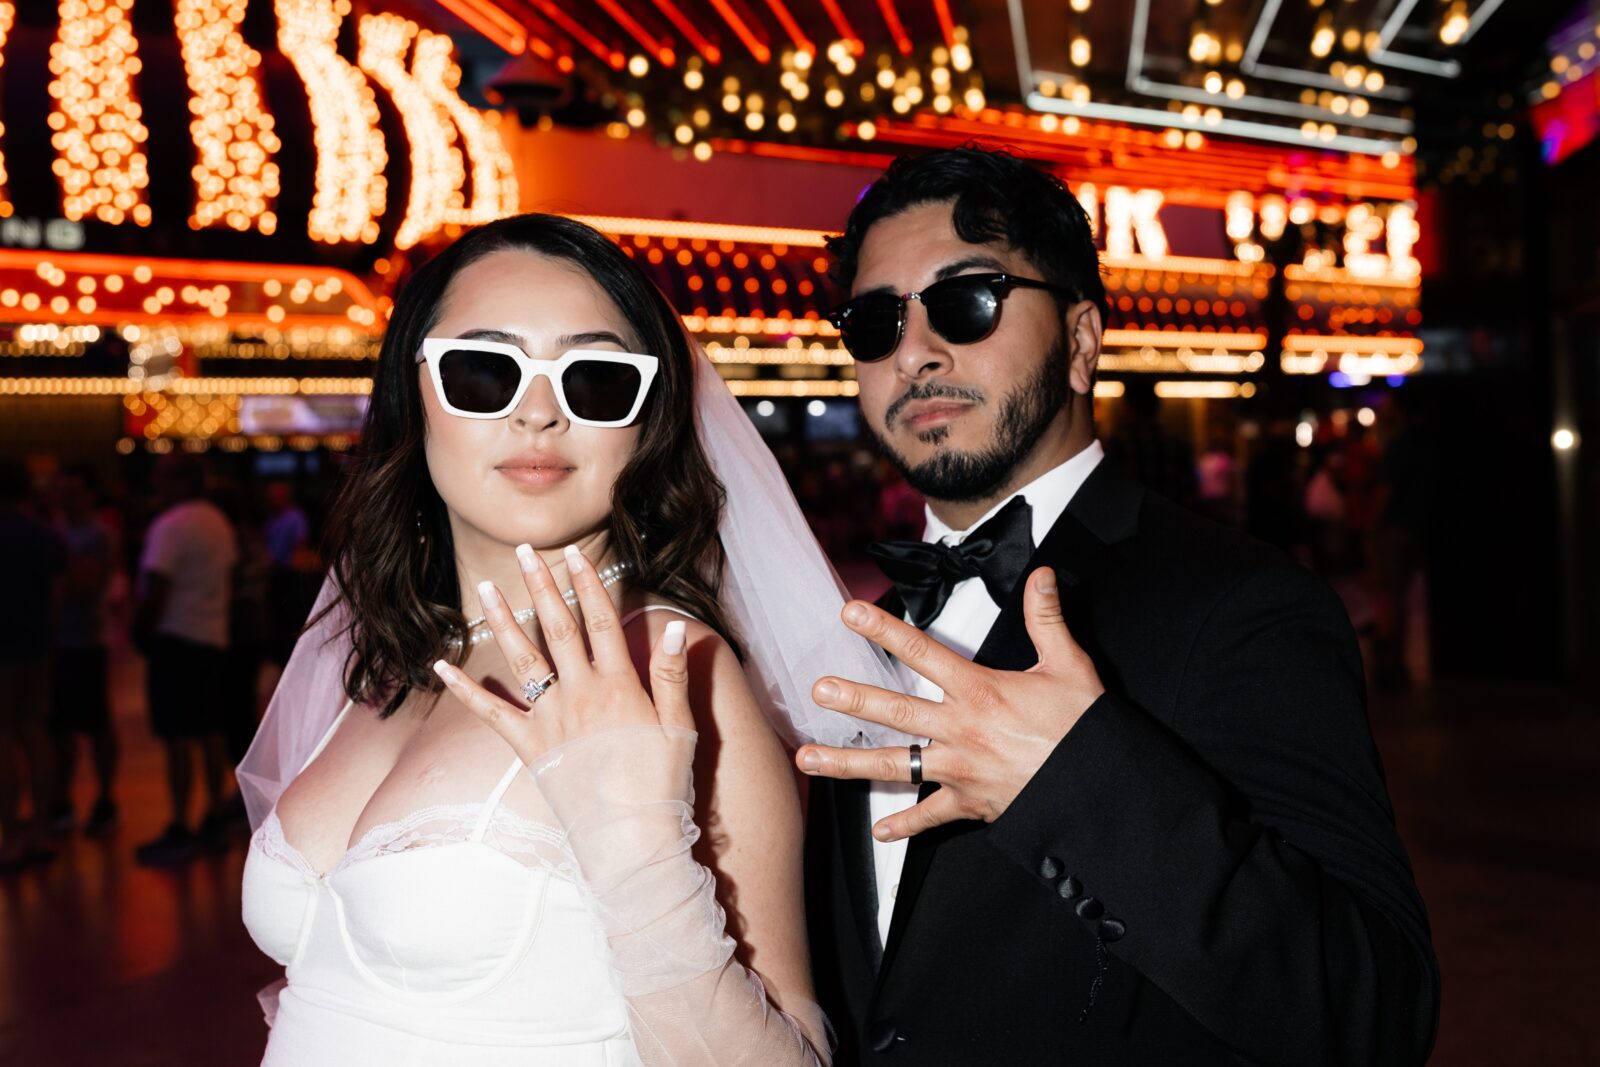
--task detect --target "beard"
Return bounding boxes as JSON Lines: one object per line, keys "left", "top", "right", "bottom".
{"left": 869, "top": 337, "right": 1073, "bottom": 504}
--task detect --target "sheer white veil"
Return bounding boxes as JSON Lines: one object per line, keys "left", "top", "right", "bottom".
{"left": 238, "top": 346, "right": 909, "bottom": 831}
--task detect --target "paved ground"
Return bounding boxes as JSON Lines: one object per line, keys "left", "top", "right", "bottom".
{"left": 2, "top": 653, "right": 1596, "bottom": 1064}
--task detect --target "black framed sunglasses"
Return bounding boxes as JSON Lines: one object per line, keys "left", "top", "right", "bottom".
{"left": 826, "top": 272, "right": 1072, "bottom": 363}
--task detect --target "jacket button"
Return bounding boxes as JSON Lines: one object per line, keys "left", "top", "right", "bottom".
{"left": 1055, "top": 874, "right": 1082, "bottom": 900}
{"left": 1039, "top": 855, "right": 1064, "bottom": 880}
{"left": 869, "top": 1021, "right": 899, "bottom": 1052}
{"left": 1099, "top": 916, "right": 1127, "bottom": 942}
{"left": 1075, "top": 896, "right": 1104, "bottom": 921}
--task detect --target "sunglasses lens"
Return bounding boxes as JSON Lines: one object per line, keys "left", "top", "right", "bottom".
{"left": 437, "top": 347, "right": 522, "bottom": 414}
{"left": 925, "top": 278, "right": 1001, "bottom": 344}
{"left": 561, "top": 359, "right": 644, "bottom": 423}
{"left": 838, "top": 295, "right": 903, "bottom": 362}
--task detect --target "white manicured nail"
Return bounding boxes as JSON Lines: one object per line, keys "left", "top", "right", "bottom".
{"left": 563, "top": 544, "right": 583, "bottom": 571}
{"left": 663, "top": 620, "right": 686, "bottom": 655}
{"left": 516, "top": 544, "right": 537, "bottom": 571}
{"left": 478, "top": 580, "right": 499, "bottom": 611}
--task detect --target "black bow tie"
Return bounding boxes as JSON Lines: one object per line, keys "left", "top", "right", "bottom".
{"left": 868, "top": 496, "right": 1036, "bottom": 630}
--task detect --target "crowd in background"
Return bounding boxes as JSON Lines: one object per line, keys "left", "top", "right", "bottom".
{"left": 0, "top": 453, "right": 322, "bottom": 872}
{"left": 0, "top": 387, "right": 1430, "bottom": 873}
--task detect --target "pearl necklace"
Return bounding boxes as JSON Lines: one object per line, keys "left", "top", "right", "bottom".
{"left": 448, "top": 560, "right": 633, "bottom": 650}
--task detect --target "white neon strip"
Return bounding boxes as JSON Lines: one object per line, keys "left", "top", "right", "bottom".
{"left": 1242, "top": 0, "right": 1284, "bottom": 67}
{"left": 1128, "top": 0, "right": 1151, "bottom": 82}
{"left": 1241, "top": 0, "right": 1410, "bottom": 98}
{"left": 1376, "top": 0, "right": 1421, "bottom": 50}
{"left": 1128, "top": 0, "right": 1411, "bottom": 139}
{"left": 1462, "top": 0, "right": 1510, "bottom": 42}
{"left": 1370, "top": 48, "right": 1460, "bottom": 77}
{"left": 1006, "top": 0, "right": 1034, "bottom": 103}
{"left": 1026, "top": 92, "right": 1406, "bottom": 156}
{"left": 1372, "top": 0, "right": 1461, "bottom": 78}
{"left": 1128, "top": 74, "right": 1413, "bottom": 134}
{"left": 1244, "top": 60, "right": 1410, "bottom": 101}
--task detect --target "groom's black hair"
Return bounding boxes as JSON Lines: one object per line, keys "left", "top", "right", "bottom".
{"left": 825, "top": 144, "right": 1107, "bottom": 322}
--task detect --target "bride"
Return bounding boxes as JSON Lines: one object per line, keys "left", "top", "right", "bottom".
{"left": 238, "top": 214, "right": 902, "bottom": 1064}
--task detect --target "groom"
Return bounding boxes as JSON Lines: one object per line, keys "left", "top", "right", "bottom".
{"left": 796, "top": 147, "right": 1439, "bottom": 1064}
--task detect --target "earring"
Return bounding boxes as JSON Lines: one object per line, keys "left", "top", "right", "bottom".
{"left": 416, "top": 509, "right": 426, "bottom": 546}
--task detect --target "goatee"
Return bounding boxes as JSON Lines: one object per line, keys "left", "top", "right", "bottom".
{"left": 871, "top": 338, "right": 1072, "bottom": 504}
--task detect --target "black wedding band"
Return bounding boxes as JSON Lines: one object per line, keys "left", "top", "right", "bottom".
{"left": 908, "top": 743, "right": 923, "bottom": 786}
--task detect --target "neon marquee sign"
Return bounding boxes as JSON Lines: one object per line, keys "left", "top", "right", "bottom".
{"left": 0, "top": 1, "right": 517, "bottom": 250}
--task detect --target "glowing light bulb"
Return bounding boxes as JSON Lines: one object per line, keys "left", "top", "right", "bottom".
{"left": 50, "top": 0, "right": 151, "bottom": 225}
{"left": 411, "top": 30, "right": 517, "bottom": 226}
{"left": 176, "top": 0, "right": 280, "bottom": 232}
{"left": 278, "top": 0, "right": 387, "bottom": 243}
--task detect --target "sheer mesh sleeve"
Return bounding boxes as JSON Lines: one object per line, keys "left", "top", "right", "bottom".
{"left": 531, "top": 725, "right": 828, "bottom": 1066}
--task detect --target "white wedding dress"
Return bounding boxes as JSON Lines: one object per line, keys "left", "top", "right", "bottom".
{"left": 242, "top": 611, "right": 826, "bottom": 1066}
{"left": 244, "top": 701, "right": 640, "bottom": 1065}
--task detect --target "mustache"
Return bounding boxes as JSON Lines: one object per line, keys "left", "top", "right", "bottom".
{"left": 884, "top": 381, "right": 986, "bottom": 429}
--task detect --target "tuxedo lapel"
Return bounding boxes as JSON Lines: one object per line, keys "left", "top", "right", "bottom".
{"left": 827, "top": 585, "right": 909, "bottom": 973}
{"left": 875, "top": 459, "right": 1145, "bottom": 987}
{"left": 834, "top": 779, "right": 885, "bottom": 971}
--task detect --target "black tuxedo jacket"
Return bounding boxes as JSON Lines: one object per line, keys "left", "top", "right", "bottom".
{"left": 805, "top": 461, "right": 1439, "bottom": 1065}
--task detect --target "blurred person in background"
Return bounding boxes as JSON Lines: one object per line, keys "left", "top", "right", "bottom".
{"left": 214, "top": 478, "right": 273, "bottom": 831}
{"left": 0, "top": 458, "right": 66, "bottom": 872}
{"left": 1195, "top": 424, "right": 1241, "bottom": 527}
{"left": 1105, "top": 380, "right": 1198, "bottom": 510}
{"left": 133, "top": 453, "right": 238, "bottom": 865}
{"left": 1302, "top": 445, "right": 1350, "bottom": 575}
{"left": 263, "top": 481, "right": 309, "bottom": 571}
{"left": 46, "top": 463, "right": 120, "bottom": 837}
{"left": 265, "top": 482, "right": 323, "bottom": 670}
{"left": 1372, "top": 392, "right": 1430, "bottom": 690}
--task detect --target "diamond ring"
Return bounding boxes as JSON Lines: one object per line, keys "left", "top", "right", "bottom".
{"left": 522, "top": 670, "right": 558, "bottom": 705}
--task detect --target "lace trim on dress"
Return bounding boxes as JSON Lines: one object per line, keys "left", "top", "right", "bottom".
{"left": 334, "top": 804, "right": 573, "bottom": 877}
{"left": 255, "top": 811, "right": 319, "bottom": 880}
{"left": 253, "top": 805, "right": 573, "bottom": 880}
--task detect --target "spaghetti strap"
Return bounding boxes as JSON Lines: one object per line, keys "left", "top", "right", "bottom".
{"left": 619, "top": 604, "right": 700, "bottom": 628}
{"left": 298, "top": 700, "right": 356, "bottom": 775}
{"left": 472, "top": 758, "right": 525, "bottom": 841}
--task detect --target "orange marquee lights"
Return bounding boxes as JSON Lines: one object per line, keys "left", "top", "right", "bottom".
{"left": 816, "top": 0, "right": 864, "bottom": 55}
{"left": 176, "top": 0, "right": 282, "bottom": 234}
{"left": 526, "top": 0, "right": 625, "bottom": 68}
{"left": 49, "top": 0, "right": 151, "bottom": 226}
{"left": 277, "top": 0, "right": 387, "bottom": 244}
{"left": 358, "top": 13, "right": 464, "bottom": 250}
{"left": 0, "top": 249, "right": 381, "bottom": 333}
{"left": 648, "top": 0, "right": 722, "bottom": 65}
{"left": 411, "top": 31, "right": 519, "bottom": 226}
{"left": 0, "top": 1, "right": 13, "bottom": 215}
{"left": 430, "top": 0, "right": 527, "bottom": 55}
{"left": 706, "top": 0, "right": 772, "bottom": 63}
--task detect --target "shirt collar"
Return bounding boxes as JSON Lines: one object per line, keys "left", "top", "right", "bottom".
{"left": 922, "top": 440, "right": 1105, "bottom": 548}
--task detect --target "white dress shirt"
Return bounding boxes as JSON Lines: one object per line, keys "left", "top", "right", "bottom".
{"left": 867, "top": 441, "right": 1105, "bottom": 946}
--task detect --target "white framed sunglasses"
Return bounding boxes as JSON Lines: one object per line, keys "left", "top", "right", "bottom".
{"left": 417, "top": 337, "right": 659, "bottom": 426}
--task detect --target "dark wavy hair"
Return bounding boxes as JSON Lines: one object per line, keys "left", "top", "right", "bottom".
{"left": 826, "top": 144, "right": 1108, "bottom": 322}
{"left": 317, "top": 214, "right": 739, "bottom": 718}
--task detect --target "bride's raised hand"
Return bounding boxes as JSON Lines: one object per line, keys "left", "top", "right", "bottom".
{"left": 432, "top": 543, "right": 693, "bottom": 770}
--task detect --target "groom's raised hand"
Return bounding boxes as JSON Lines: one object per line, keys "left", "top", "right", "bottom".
{"left": 795, "top": 567, "right": 1105, "bottom": 842}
